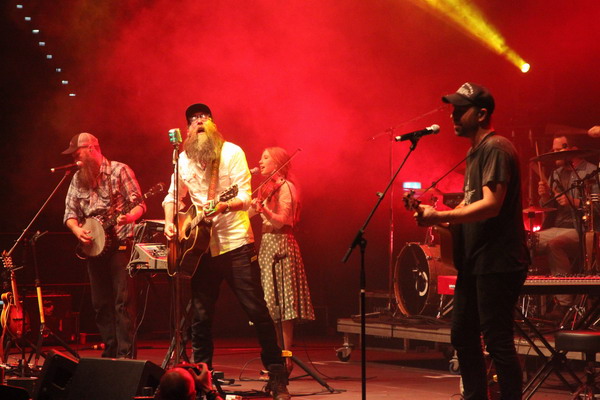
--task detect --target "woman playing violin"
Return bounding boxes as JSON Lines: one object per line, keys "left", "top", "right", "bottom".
{"left": 250, "top": 147, "right": 314, "bottom": 372}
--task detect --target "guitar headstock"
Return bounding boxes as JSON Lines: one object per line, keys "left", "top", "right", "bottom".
{"left": 1, "top": 251, "right": 14, "bottom": 270}
{"left": 218, "top": 185, "right": 239, "bottom": 202}
{"left": 145, "top": 182, "right": 166, "bottom": 199}
{"left": 402, "top": 190, "right": 422, "bottom": 212}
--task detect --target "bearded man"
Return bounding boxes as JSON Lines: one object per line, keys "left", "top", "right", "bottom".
{"left": 63, "top": 132, "right": 144, "bottom": 358}
{"left": 415, "top": 83, "right": 528, "bottom": 400}
{"left": 163, "top": 104, "right": 290, "bottom": 400}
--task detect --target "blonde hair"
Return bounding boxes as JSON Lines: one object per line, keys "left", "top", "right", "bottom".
{"left": 264, "top": 147, "right": 292, "bottom": 180}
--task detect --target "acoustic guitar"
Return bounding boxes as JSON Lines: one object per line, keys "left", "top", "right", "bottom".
{"left": 0, "top": 252, "right": 30, "bottom": 339}
{"left": 402, "top": 190, "right": 456, "bottom": 266}
{"left": 167, "top": 184, "right": 239, "bottom": 277}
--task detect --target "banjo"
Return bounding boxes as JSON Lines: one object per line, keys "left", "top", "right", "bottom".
{"left": 76, "top": 183, "right": 165, "bottom": 259}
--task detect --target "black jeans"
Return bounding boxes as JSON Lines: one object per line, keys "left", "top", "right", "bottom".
{"left": 87, "top": 245, "right": 135, "bottom": 358}
{"left": 451, "top": 269, "right": 527, "bottom": 400}
{"left": 190, "top": 243, "right": 283, "bottom": 369}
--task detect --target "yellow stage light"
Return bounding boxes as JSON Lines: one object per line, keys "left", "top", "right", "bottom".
{"left": 413, "top": 0, "right": 529, "bottom": 73}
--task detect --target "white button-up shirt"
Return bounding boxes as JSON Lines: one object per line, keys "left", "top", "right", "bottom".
{"left": 163, "top": 142, "right": 254, "bottom": 256}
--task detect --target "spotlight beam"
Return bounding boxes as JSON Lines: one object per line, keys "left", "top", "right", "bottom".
{"left": 414, "top": 0, "right": 530, "bottom": 72}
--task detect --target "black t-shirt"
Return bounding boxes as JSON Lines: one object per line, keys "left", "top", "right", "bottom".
{"left": 454, "top": 133, "right": 529, "bottom": 275}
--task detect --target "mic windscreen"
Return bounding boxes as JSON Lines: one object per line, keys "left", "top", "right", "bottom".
{"left": 250, "top": 167, "right": 260, "bottom": 175}
{"left": 429, "top": 124, "right": 441, "bottom": 133}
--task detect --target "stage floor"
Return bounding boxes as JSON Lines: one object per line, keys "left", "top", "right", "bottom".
{"left": 3, "top": 336, "right": 576, "bottom": 399}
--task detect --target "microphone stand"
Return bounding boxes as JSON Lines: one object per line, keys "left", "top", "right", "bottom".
{"left": 370, "top": 107, "right": 444, "bottom": 315}
{"left": 341, "top": 135, "right": 425, "bottom": 400}
{"left": 1, "top": 168, "right": 79, "bottom": 369}
{"left": 269, "top": 255, "right": 337, "bottom": 394}
{"left": 166, "top": 132, "right": 187, "bottom": 367}
{"left": 30, "top": 230, "right": 79, "bottom": 366}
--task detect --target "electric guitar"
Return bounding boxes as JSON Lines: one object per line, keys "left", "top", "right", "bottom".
{"left": 402, "top": 190, "right": 456, "bottom": 266}
{"left": 0, "top": 252, "right": 30, "bottom": 339}
{"left": 167, "top": 185, "right": 239, "bottom": 277}
{"left": 76, "top": 183, "right": 165, "bottom": 259}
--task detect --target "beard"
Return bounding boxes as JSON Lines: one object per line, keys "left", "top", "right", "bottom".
{"left": 78, "top": 157, "right": 102, "bottom": 190}
{"left": 184, "top": 120, "right": 224, "bottom": 166}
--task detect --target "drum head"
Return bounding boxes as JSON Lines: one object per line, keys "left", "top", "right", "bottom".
{"left": 393, "top": 243, "right": 454, "bottom": 317}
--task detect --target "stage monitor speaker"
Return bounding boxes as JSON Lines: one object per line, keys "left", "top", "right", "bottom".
{"left": 66, "top": 357, "right": 164, "bottom": 400}
{"left": 33, "top": 349, "right": 79, "bottom": 400}
{"left": 0, "top": 384, "right": 29, "bottom": 400}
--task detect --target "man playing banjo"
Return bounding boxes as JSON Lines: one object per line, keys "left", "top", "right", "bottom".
{"left": 63, "top": 132, "right": 145, "bottom": 358}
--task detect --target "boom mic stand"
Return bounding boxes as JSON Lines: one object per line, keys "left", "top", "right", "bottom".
{"left": 30, "top": 231, "right": 79, "bottom": 366}
{"left": 342, "top": 134, "right": 427, "bottom": 400}
{"left": 1, "top": 168, "right": 80, "bottom": 371}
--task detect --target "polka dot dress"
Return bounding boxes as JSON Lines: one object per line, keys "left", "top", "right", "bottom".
{"left": 259, "top": 232, "right": 315, "bottom": 322}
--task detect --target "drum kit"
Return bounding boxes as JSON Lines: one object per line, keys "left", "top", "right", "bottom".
{"left": 529, "top": 148, "right": 600, "bottom": 271}
{"left": 392, "top": 147, "right": 600, "bottom": 319}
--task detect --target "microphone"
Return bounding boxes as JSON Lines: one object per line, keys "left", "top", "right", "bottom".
{"left": 50, "top": 161, "right": 83, "bottom": 173}
{"left": 168, "top": 128, "right": 182, "bottom": 144}
{"left": 250, "top": 167, "right": 260, "bottom": 175}
{"left": 394, "top": 124, "right": 440, "bottom": 142}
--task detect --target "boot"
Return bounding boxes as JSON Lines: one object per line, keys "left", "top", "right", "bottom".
{"left": 267, "top": 364, "right": 291, "bottom": 400}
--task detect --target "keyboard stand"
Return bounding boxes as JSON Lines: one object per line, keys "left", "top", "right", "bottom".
{"left": 519, "top": 295, "right": 600, "bottom": 399}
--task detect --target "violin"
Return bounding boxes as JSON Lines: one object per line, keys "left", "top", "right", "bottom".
{"left": 254, "top": 178, "right": 286, "bottom": 209}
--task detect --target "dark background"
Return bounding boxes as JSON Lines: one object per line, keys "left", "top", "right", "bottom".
{"left": 1, "top": 0, "right": 599, "bottom": 339}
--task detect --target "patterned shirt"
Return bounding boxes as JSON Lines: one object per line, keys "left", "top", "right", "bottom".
{"left": 63, "top": 157, "right": 145, "bottom": 240}
{"left": 162, "top": 141, "right": 254, "bottom": 256}
{"left": 543, "top": 159, "right": 600, "bottom": 231}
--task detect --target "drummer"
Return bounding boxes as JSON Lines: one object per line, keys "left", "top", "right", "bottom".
{"left": 536, "top": 134, "right": 600, "bottom": 320}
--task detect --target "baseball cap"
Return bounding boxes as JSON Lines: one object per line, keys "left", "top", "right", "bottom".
{"left": 442, "top": 82, "right": 495, "bottom": 115}
{"left": 61, "top": 132, "right": 100, "bottom": 155}
{"left": 185, "top": 103, "right": 212, "bottom": 121}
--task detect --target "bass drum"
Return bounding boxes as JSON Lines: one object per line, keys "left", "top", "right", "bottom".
{"left": 393, "top": 243, "right": 455, "bottom": 317}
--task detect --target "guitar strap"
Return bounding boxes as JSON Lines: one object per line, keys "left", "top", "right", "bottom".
{"left": 106, "top": 160, "right": 117, "bottom": 217}
{"left": 206, "top": 149, "right": 222, "bottom": 203}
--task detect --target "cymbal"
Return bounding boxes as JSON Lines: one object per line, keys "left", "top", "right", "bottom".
{"left": 544, "top": 123, "right": 589, "bottom": 136}
{"left": 530, "top": 149, "right": 599, "bottom": 163}
{"left": 522, "top": 206, "right": 556, "bottom": 214}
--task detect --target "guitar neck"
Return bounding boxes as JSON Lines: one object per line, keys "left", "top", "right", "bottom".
{"left": 189, "top": 207, "right": 206, "bottom": 232}
{"left": 10, "top": 271, "right": 20, "bottom": 305}
{"left": 103, "top": 192, "right": 152, "bottom": 230}
{"left": 103, "top": 201, "right": 137, "bottom": 230}
{"left": 185, "top": 194, "right": 227, "bottom": 232}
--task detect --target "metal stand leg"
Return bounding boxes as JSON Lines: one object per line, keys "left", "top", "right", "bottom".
{"left": 162, "top": 298, "right": 192, "bottom": 369}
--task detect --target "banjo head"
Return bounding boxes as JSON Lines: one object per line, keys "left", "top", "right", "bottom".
{"left": 80, "top": 216, "right": 107, "bottom": 257}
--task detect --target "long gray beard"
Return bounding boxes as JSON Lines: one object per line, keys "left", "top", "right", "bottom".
{"left": 184, "top": 133, "right": 216, "bottom": 166}
{"left": 78, "top": 158, "right": 101, "bottom": 190}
